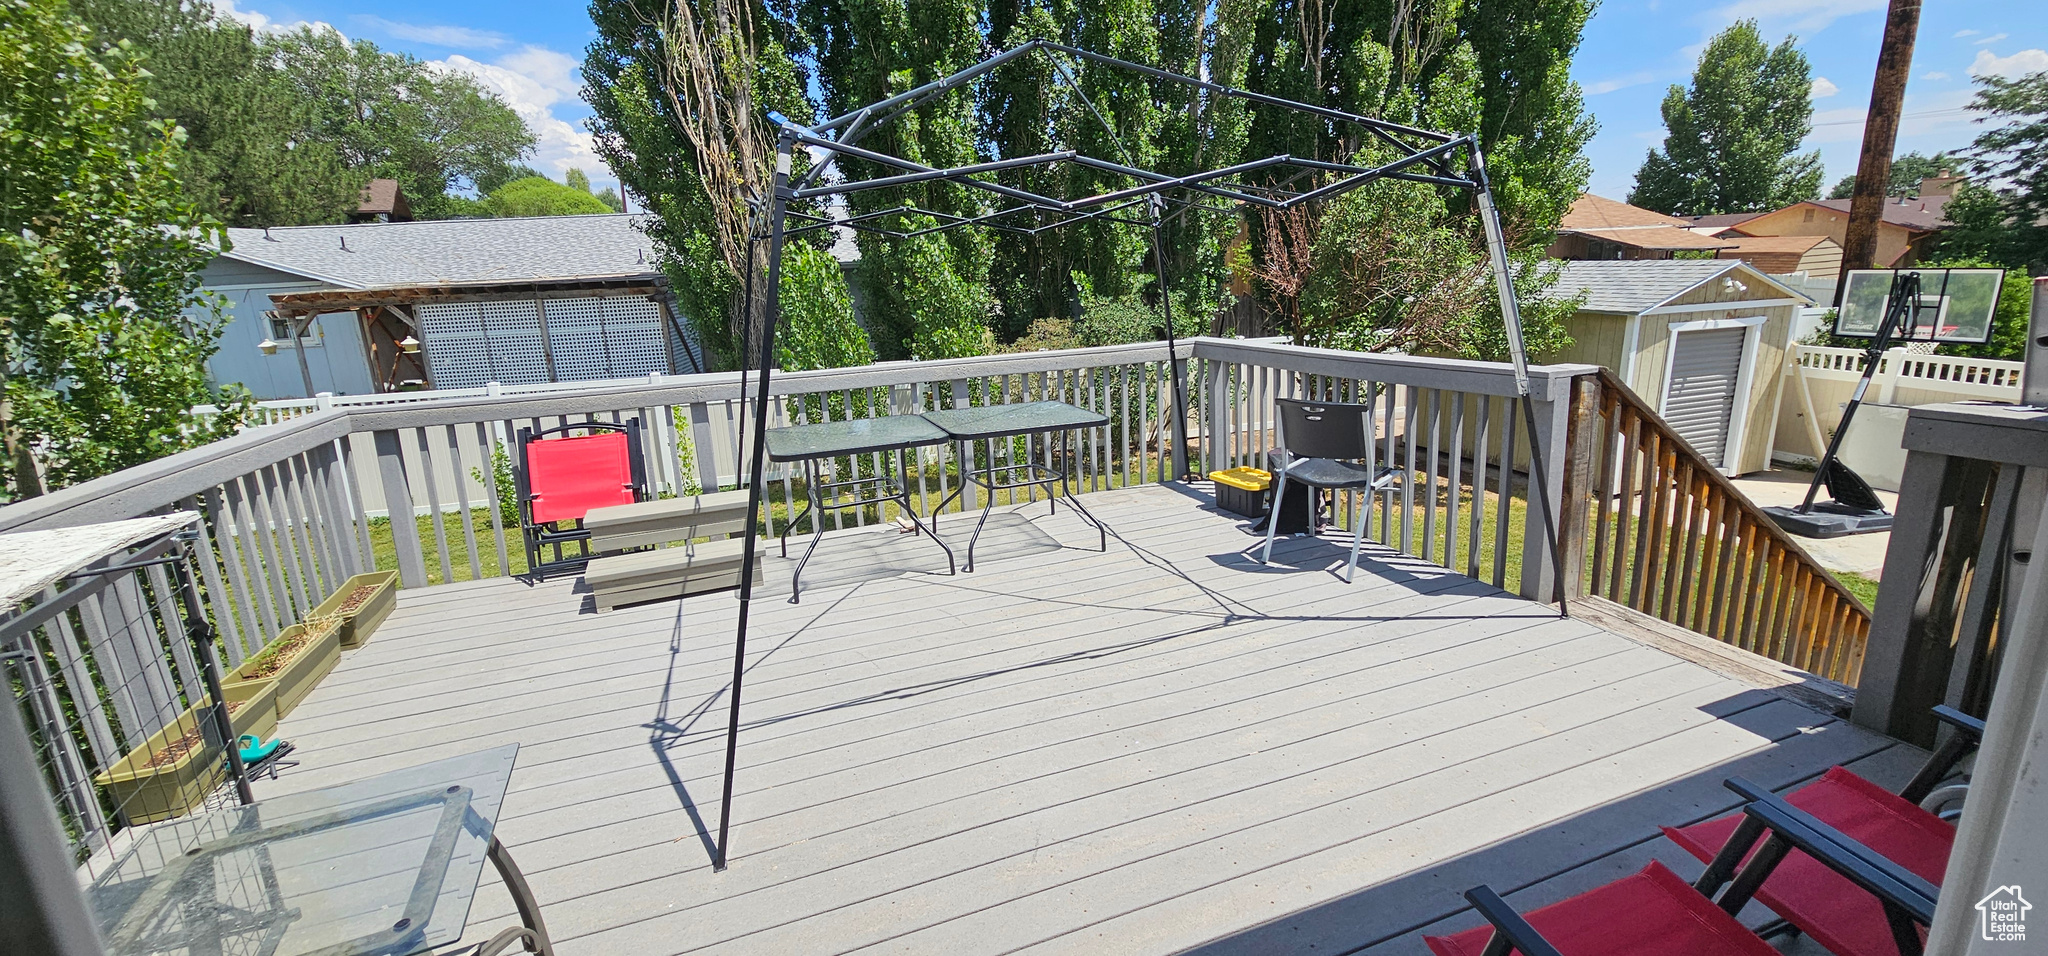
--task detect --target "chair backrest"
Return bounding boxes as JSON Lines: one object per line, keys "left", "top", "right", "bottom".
{"left": 1275, "top": 398, "right": 1374, "bottom": 461}
{"left": 521, "top": 427, "right": 638, "bottom": 526}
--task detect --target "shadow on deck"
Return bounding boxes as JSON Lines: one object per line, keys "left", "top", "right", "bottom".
{"left": 259, "top": 484, "right": 1918, "bottom": 955}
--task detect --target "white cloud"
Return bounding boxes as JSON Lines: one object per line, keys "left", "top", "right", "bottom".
{"left": 212, "top": 0, "right": 332, "bottom": 36}
{"left": 1921, "top": 71, "right": 1950, "bottom": 81}
{"left": 1586, "top": 71, "right": 1659, "bottom": 95}
{"left": 431, "top": 47, "right": 601, "bottom": 181}
{"left": 1810, "top": 76, "right": 1839, "bottom": 98}
{"left": 1974, "top": 33, "right": 2009, "bottom": 45}
{"left": 1970, "top": 48, "right": 2048, "bottom": 79}
{"left": 360, "top": 16, "right": 509, "bottom": 50}
{"left": 1954, "top": 29, "right": 1979, "bottom": 38}
{"left": 1703, "top": 0, "right": 1885, "bottom": 35}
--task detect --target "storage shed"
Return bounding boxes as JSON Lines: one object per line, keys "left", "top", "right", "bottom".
{"left": 1547, "top": 259, "right": 1812, "bottom": 474}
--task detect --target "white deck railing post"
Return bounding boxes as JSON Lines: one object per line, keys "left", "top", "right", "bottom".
{"left": 372, "top": 429, "right": 429, "bottom": 588}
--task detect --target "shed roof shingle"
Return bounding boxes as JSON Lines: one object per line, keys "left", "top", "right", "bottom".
{"left": 219, "top": 214, "right": 659, "bottom": 289}
{"left": 1549, "top": 259, "right": 1747, "bottom": 313}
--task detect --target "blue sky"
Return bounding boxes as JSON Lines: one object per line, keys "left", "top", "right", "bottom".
{"left": 214, "top": 0, "right": 2048, "bottom": 202}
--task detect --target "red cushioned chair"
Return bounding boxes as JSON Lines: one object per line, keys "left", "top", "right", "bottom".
{"left": 515, "top": 419, "right": 648, "bottom": 578}
{"left": 1429, "top": 778, "right": 1940, "bottom": 956}
{"left": 1661, "top": 706, "right": 1983, "bottom": 956}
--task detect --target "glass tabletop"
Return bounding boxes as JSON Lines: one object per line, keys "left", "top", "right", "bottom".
{"left": 86, "top": 744, "right": 519, "bottom": 956}
{"left": 920, "top": 401, "right": 1110, "bottom": 441}
{"left": 765, "top": 414, "right": 951, "bottom": 461}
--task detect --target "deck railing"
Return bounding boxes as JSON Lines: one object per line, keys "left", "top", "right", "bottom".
{"left": 1567, "top": 368, "right": 1872, "bottom": 684}
{"left": 4, "top": 337, "right": 1889, "bottom": 855}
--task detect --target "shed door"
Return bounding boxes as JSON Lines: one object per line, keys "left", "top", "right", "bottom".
{"left": 1663, "top": 326, "right": 1746, "bottom": 468}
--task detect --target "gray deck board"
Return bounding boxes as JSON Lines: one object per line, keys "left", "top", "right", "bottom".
{"left": 260, "top": 484, "right": 1894, "bottom": 955}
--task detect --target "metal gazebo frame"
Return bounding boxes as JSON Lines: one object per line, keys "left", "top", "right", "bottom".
{"left": 711, "top": 39, "right": 1566, "bottom": 869}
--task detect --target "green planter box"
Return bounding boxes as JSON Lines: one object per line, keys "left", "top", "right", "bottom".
{"left": 95, "top": 683, "right": 278, "bottom": 825}
{"left": 312, "top": 571, "right": 399, "bottom": 649}
{"left": 224, "top": 618, "right": 342, "bottom": 720}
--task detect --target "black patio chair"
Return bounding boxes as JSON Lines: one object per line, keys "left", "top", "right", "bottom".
{"left": 1256, "top": 397, "right": 1400, "bottom": 583}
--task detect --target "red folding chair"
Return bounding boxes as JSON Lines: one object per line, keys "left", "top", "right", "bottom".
{"left": 515, "top": 419, "right": 648, "bottom": 577}
{"left": 1660, "top": 706, "right": 1982, "bottom": 956}
{"left": 1429, "top": 778, "right": 1939, "bottom": 956}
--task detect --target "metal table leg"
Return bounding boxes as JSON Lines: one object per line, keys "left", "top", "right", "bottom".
{"left": 477, "top": 836, "right": 552, "bottom": 956}
{"left": 789, "top": 460, "right": 829, "bottom": 604}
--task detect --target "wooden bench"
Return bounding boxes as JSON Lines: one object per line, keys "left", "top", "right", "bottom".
{"left": 584, "top": 537, "right": 762, "bottom": 612}
{"left": 584, "top": 489, "right": 752, "bottom": 552}
{"left": 583, "top": 490, "right": 759, "bottom": 612}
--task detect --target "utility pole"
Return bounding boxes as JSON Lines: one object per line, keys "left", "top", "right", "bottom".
{"left": 1838, "top": 0, "right": 1921, "bottom": 302}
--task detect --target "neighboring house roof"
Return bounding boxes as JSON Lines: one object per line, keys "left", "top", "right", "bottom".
{"left": 1568, "top": 225, "right": 1733, "bottom": 251}
{"left": 1685, "top": 211, "right": 1767, "bottom": 233}
{"left": 1715, "top": 234, "right": 1834, "bottom": 255}
{"left": 1550, "top": 259, "right": 1810, "bottom": 313}
{"left": 356, "top": 179, "right": 410, "bottom": 220}
{"left": 217, "top": 214, "right": 660, "bottom": 289}
{"left": 1801, "top": 196, "right": 1951, "bottom": 232}
{"left": 1561, "top": 194, "right": 1694, "bottom": 230}
{"left": 1557, "top": 195, "right": 1732, "bottom": 251}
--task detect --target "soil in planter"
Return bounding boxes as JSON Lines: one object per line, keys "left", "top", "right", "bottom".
{"left": 334, "top": 583, "right": 381, "bottom": 616}
{"left": 242, "top": 627, "right": 321, "bottom": 680}
{"left": 144, "top": 700, "right": 248, "bottom": 769}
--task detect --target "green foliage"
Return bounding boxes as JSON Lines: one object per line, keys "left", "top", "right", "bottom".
{"left": 1, "top": 0, "right": 254, "bottom": 494}
{"left": 802, "top": 0, "right": 996, "bottom": 358}
{"left": 1919, "top": 258, "right": 2034, "bottom": 361}
{"left": 470, "top": 444, "right": 520, "bottom": 528}
{"left": 1826, "top": 151, "right": 1952, "bottom": 199}
{"left": 70, "top": 2, "right": 534, "bottom": 225}
{"left": 565, "top": 168, "right": 592, "bottom": 193}
{"left": 474, "top": 164, "right": 544, "bottom": 194}
{"left": 1943, "top": 71, "right": 2048, "bottom": 272}
{"left": 483, "top": 176, "right": 614, "bottom": 217}
{"left": 594, "top": 186, "right": 624, "bottom": 212}
{"left": 584, "top": 0, "right": 817, "bottom": 371}
{"left": 69, "top": 0, "right": 362, "bottom": 227}
{"left": 1629, "top": 20, "right": 1823, "bottom": 216}
{"left": 266, "top": 26, "right": 535, "bottom": 220}
{"left": 776, "top": 243, "right": 875, "bottom": 371}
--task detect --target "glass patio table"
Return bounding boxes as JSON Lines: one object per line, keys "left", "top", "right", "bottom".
{"left": 921, "top": 401, "right": 1112, "bottom": 571}
{"left": 765, "top": 414, "right": 957, "bottom": 603}
{"left": 84, "top": 744, "right": 550, "bottom": 956}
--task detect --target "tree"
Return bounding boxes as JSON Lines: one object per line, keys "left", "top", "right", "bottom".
{"left": 1950, "top": 70, "right": 2048, "bottom": 272}
{"left": 483, "top": 176, "right": 615, "bottom": 217}
{"left": 584, "top": 0, "right": 817, "bottom": 371}
{"left": 69, "top": 0, "right": 362, "bottom": 227}
{"left": 1, "top": 0, "right": 253, "bottom": 495}
{"left": 801, "top": 0, "right": 996, "bottom": 359}
{"left": 565, "top": 167, "right": 593, "bottom": 193}
{"left": 267, "top": 27, "right": 536, "bottom": 220}
{"left": 1629, "top": 21, "right": 1823, "bottom": 216}
{"left": 595, "top": 186, "right": 625, "bottom": 212}
{"left": 1826, "top": 151, "right": 1951, "bottom": 199}
{"left": 474, "top": 163, "right": 545, "bottom": 195}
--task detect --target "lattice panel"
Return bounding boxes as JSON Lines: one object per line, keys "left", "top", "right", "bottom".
{"left": 543, "top": 297, "right": 611, "bottom": 381}
{"left": 544, "top": 296, "right": 671, "bottom": 382}
{"left": 417, "top": 302, "right": 491, "bottom": 389}
{"left": 475, "top": 301, "right": 551, "bottom": 385}
{"left": 598, "top": 297, "right": 670, "bottom": 377}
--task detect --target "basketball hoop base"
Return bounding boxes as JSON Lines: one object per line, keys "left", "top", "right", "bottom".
{"left": 1762, "top": 503, "right": 1893, "bottom": 539}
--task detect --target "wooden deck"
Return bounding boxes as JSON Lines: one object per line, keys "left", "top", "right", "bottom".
{"left": 261, "top": 483, "right": 1921, "bottom": 955}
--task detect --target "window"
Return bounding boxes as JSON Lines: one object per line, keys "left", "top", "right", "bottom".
{"left": 267, "top": 315, "right": 322, "bottom": 347}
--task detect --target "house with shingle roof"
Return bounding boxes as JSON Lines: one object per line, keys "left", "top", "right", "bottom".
{"left": 1683, "top": 178, "right": 1957, "bottom": 273}
{"left": 1547, "top": 194, "right": 1734, "bottom": 261}
{"left": 1544, "top": 259, "right": 1812, "bottom": 474}
{"left": 194, "top": 213, "right": 699, "bottom": 399}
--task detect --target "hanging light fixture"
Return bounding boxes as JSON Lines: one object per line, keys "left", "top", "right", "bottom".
{"left": 258, "top": 337, "right": 280, "bottom": 355}
{"left": 399, "top": 335, "right": 422, "bottom": 354}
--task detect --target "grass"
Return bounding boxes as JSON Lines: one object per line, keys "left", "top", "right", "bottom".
{"left": 1831, "top": 570, "right": 1881, "bottom": 610}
